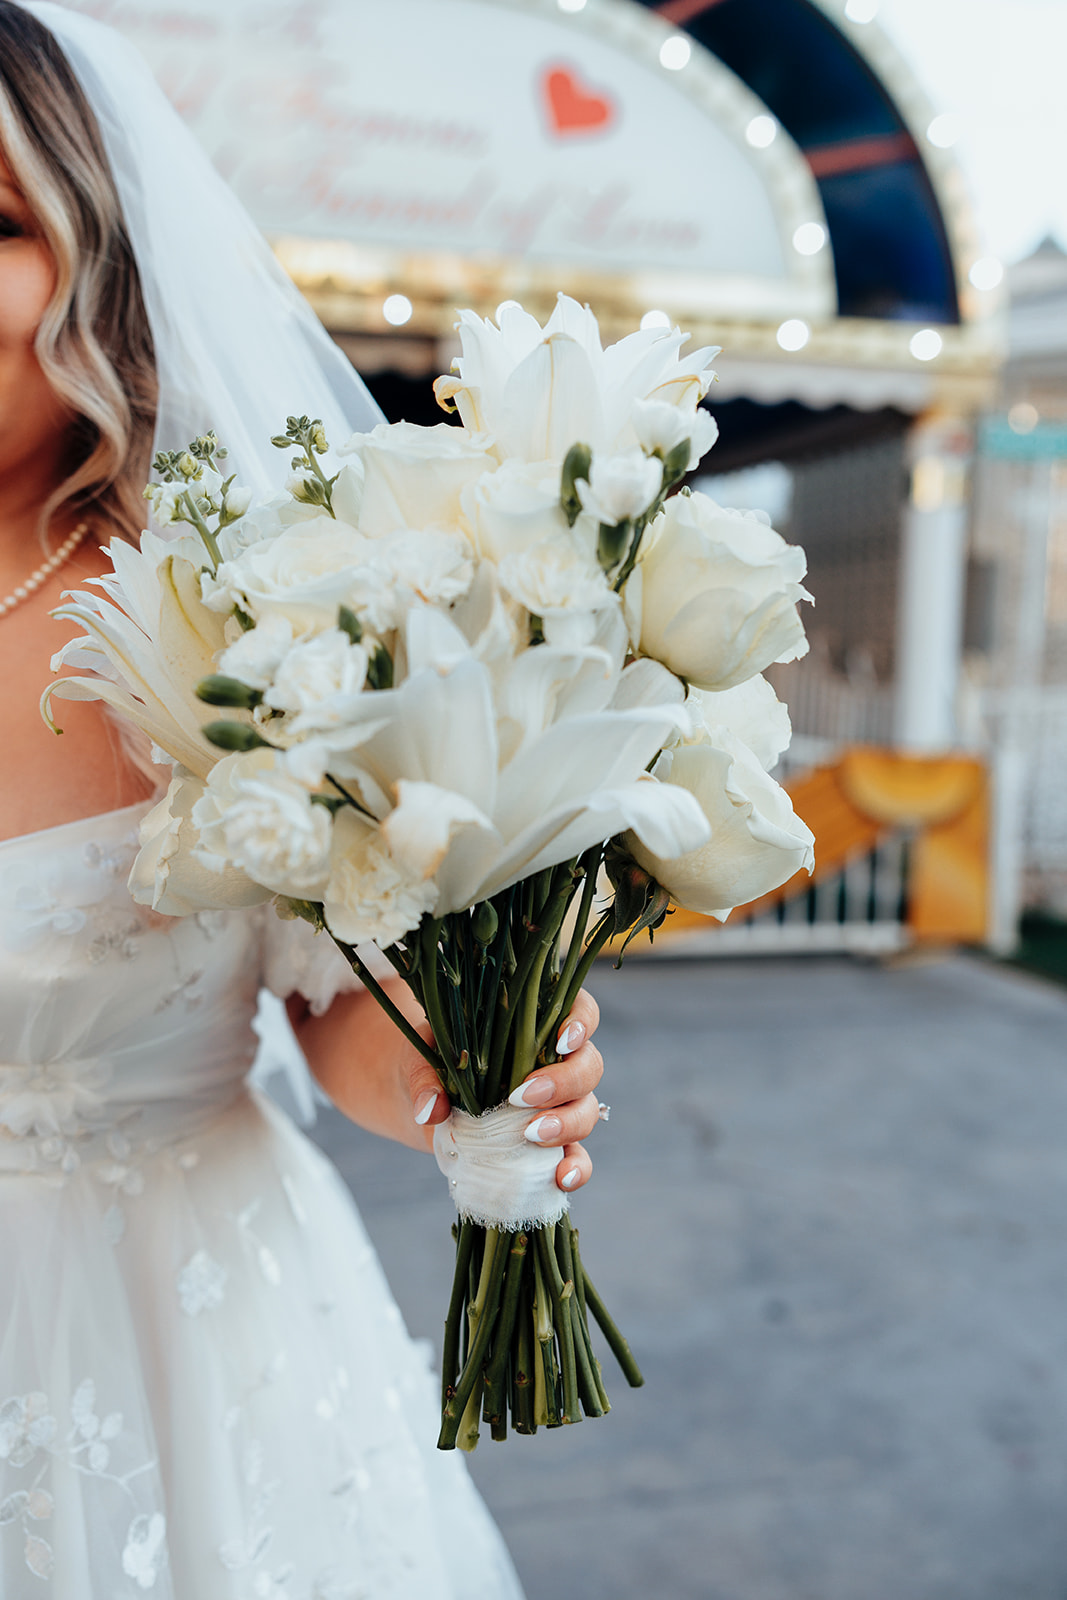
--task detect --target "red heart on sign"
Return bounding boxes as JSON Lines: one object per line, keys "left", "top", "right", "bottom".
{"left": 543, "top": 65, "right": 615, "bottom": 136}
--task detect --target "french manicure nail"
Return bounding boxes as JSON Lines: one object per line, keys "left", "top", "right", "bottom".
{"left": 524, "top": 1114, "right": 563, "bottom": 1145}
{"left": 413, "top": 1092, "right": 438, "bottom": 1126}
{"left": 556, "top": 1020, "right": 585, "bottom": 1056}
{"left": 560, "top": 1167, "right": 582, "bottom": 1190}
{"left": 508, "top": 1076, "right": 554, "bottom": 1108}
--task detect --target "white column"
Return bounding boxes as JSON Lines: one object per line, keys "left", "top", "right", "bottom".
{"left": 894, "top": 414, "right": 973, "bottom": 750}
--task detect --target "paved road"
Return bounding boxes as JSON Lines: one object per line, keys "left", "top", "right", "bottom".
{"left": 308, "top": 953, "right": 1067, "bottom": 1600}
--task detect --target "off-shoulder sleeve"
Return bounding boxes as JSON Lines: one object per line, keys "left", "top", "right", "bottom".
{"left": 259, "top": 908, "right": 363, "bottom": 1016}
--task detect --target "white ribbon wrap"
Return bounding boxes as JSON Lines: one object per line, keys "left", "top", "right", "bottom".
{"left": 433, "top": 1103, "right": 570, "bottom": 1232}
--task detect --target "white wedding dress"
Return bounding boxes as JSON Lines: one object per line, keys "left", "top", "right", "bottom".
{"left": 0, "top": 800, "right": 524, "bottom": 1599}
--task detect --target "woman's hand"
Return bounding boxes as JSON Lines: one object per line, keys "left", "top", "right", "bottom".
{"left": 409, "top": 989, "right": 604, "bottom": 1193}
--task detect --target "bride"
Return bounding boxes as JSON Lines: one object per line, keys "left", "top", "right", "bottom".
{"left": 0, "top": 2, "right": 607, "bottom": 1593}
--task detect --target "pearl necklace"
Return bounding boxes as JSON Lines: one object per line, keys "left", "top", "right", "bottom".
{"left": 0, "top": 522, "right": 90, "bottom": 619}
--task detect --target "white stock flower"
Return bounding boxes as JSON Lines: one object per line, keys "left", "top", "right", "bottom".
{"left": 630, "top": 491, "right": 810, "bottom": 691}
{"left": 461, "top": 459, "right": 568, "bottom": 562}
{"left": 576, "top": 449, "right": 663, "bottom": 525}
{"left": 689, "top": 676, "right": 792, "bottom": 773}
{"left": 434, "top": 294, "right": 719, "bottom": 462}
{"left": 323, "top": 807, "right": 439, "bottom": 946}
{"left": 216, "top": 613, "right": 295, "bottom": 691}
{"left": 192, "top": 749, "right": 333, "bottom": 899}
{"left": 341, "top": 420, "right": 495, "bottom": 537}
{"left": 631, "top": 399, "right": 719, "bottom": 471}
{"left": 222, "top": 483, "right": 253, "bottom": 520}
{"left": 264, "top": 628, "right": 369, "bottom": 734}
{"left": 626, "top": 734, "right": 814, "bottom": 920}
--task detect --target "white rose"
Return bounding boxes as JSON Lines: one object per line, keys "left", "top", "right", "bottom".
{"left": 341, "top": 420, "right": 495, "bottom": 538}
{"left": 264, "top": 628, "right": 369, "bottom": 735}
{"left": 461, "top": 459, "right": 568, "bottom": 562}
{"left": 201, "top": 516, "right": 380, "bottom": 633}
{"left": 128, "top": 768, "right": 271, "bottom": 915}
{"left": 216, "top": 613, "right": 295, "bottom": 691}
{"left": 331, "top": 463, "right": 364, "bottom": 528}
{"left": 577, "top": 449, "right": 663, "bottom": 526}
{"left": 631, "top": 491, "right": 810, "bottom": 691}
{"left": 322, "top": 806, "right": 438, "bottom": 946}
{"left": 626, "top": 734, "right": 814, "bottom": 920}
{"left": 688, "top": 676, "right": 791, "bottom": 773}
{"left": 192, "top": 749, "right": 333, "bottom": 898}
{"left": 631, "top": 399, "right": 719, "bottom": 471}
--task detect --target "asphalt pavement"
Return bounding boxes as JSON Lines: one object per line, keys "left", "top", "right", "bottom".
{"left": 307, "top": 952, "right": 1067, "bottom": 1600}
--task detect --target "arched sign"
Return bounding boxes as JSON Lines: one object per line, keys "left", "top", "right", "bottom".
{"left": 64, "top": 0, "right": 834, "bottom": 323}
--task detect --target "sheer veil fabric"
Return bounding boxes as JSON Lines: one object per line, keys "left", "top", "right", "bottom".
{"left": 0, "top": 6, "right": 525, "bottom": 1596}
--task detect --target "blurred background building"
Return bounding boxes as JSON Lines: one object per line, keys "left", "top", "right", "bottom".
{"left": 65, "top": 0, "right": 1067, "bottom": 959}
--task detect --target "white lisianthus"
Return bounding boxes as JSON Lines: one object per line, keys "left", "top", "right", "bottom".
{"left": 626, "top": 734, "right": 814, "bottom": 920}
{"left": 631, "top": 399, "right": 719, "bottom": 471}
{"left": 576, "top": 449, "right": 663, "bottom": 526}
{"left": 323, "top": 807, "right": 439, "bottom": 946}
{"left": 629, "top": 492, "right": 810, "bottom": 691}
{"left": 461, "top": 459, "right": 568, "bottom": 562}
{"left": 688, "top": 676, "right": 792, "bottom": 773}
{"left": 193, "top": 749, "right": 333, "bottom": 899}
{"left": 201, "top": 516, "right": 380, "bottom": 633}
{"left": 341, "top": 420, "right": 495, "bottom": 538}
{"left": 128, "top": 768, "right": 272, "bottom": 915}
{"left": 434, "top": 294, "right": 720, "bottom": 462}
{"left": 216, "top": 612, "right": 295, "bottom": 691}
{"left": 264, "top": 628, "right": 369, "bottom": 734}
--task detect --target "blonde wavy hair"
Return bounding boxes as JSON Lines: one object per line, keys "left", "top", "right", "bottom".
{"left": 0, "top": 0, "right": 156, "bottom": 548}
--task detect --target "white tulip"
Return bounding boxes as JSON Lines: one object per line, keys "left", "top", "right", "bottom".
{"left": 264, "top": 628, "right": 369, "bottom": 735}
{"left": 576, "top": 449, "right": 663, "bottom": 526}
{"left": 128, "top": 768, "right": 271, "bottom": 915}
{"left": 323, "top": 806, "right": 439, "bottom": 947}
{"left": 193, "top": 749, "right": 334, "bottom": 899}
{"left": 461, "top": 459, "right": 568, "bottom": 562}
{"left": 340, "top": 420, "right": 495, "bottom": 538}
{"left": 631, "top": 399, "right": 719, "bottom": 471}
{"left": 434, "top": 294, "right": 720, "bottom": 462}
{"left": 688, "top": 676, "right": 792, "bottom": 773}
{"left": 626, "top": 734, "right": 814, "bottom": 920}
{"left": 630, "top": 491, "right": 810, "bottom": 691}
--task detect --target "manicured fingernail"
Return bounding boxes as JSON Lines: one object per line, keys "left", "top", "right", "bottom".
{"left": 556, "top": 1020, "right": 585, "bottom": 1056}
{"left": 414, "top": 1092, "right": 438, "bottom": 1126}
{"left": 524, "top": 1114, "right": 563, "bottom": 1145}
{"left": 560, "top": 1167, "right": 582, "bottom": 1190}
{"left": 508, "top": 1076, "right": 554, "bottom": 1108}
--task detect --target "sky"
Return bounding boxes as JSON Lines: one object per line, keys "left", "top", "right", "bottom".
{"left": 874, "top": 0, "right": 1067, "bottom": 266}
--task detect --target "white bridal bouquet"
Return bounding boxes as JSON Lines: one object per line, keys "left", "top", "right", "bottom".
{"left": 45, "top": 297, "right": 814, "bottom": 1449}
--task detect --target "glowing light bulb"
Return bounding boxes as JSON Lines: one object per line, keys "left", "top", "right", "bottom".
{"left": 1008, "top": 402, "right": 1039, "bottom": 435}
{"left": 776, "top": 319, "right": 810, "bottom": 352}
{"left": 641, "top": 310, "right": 672, "bottom": 331}
{"left": 557, "top": 0, "right": 587, "bottom": 10}
{"left": 844, "top": 0, "right": 879, "bottom": 20}
{"left": 745, "top": 115, "right": 778, "bottom": 149}
{"left": 382, "top": 294, "right": 413, "bottom": 327}
{"left": 793, "top": 222, "right": 827, "bottom": 256}
{"left": 926, "top": 113, "right": 961, "bottom": 149}
{"left": 909, "top": 328, "right": 942, "bottom": 361}
{"left": 969, "top": 257, "right": 1003, "bottom": 291}
{"left": 659, "top": 35, "right": 691, "bottom": 70}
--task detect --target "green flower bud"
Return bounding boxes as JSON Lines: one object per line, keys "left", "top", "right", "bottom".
{"left": 202, "top": 721, "right": 271, "bottom": 752}
{"left": 471, "top": 900, "right": 499, "bottom": 945}
{"left": 195, "top": 675, "right": 263, "bottom": 709}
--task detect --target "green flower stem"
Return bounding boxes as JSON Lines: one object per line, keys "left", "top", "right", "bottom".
{"left": 334, "top": 942, "right": 447, "bottom": 1082}
{"left": 441, "top": 1220, "right": 475, "bottom": 1413}
{"left": 535, "top": 1227, "right": 582, "bottom": 1425}
{"left": 181, "top": 491, "right": 222, "bottom": 569}
{"left": 534, "top": 847, "right": 602, "bottom": 1057}
{"left": 513, "top": 1269, "right": 537, "bottom": 1435}
{"left": 457, "top": 1376, "right": 483, "bottom": 1453}
{"left": 531, "top": 1244, "right": 560, "bottom": 1428}
{"left": 559, "top": 1227, "right": 608, "bottom": 1416}
{"left": 581, "top": 1264, "right": 645, "bottom": 1389}
{"left": 554, "top": 908, "right": 616, "bottom": 1029}
{"left": 503, "top": 865, "right": 580, "bottom": 1099}
{"left": 482, "top": 1230, "right": 529, "bottom": 1441}
{"left": 438, "top": 1228, "right": 506, "bottom": 1450}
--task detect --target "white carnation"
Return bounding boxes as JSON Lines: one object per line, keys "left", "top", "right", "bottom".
{"left": 217, "top": 613, "right": 295, "bottom": 691}
{"left": 497, "top": 532, "right": 611, "bottom": 617}
{"left": 264, "top": 628, "right": 369, "bottom": 734}
{"left": 192, "top": 749, "right": 333, "bottom": 899}
{"left": 631, "top": 399, "right": 718, "bottom": 471}
{"left": 576, "top": 449, "right": 662, "bottom": 526}
{"left": 323, "top": 807, "right": 438, "bottom": 946}
{"left": 461, "top": 459, "right": 567, "bottom": 562}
